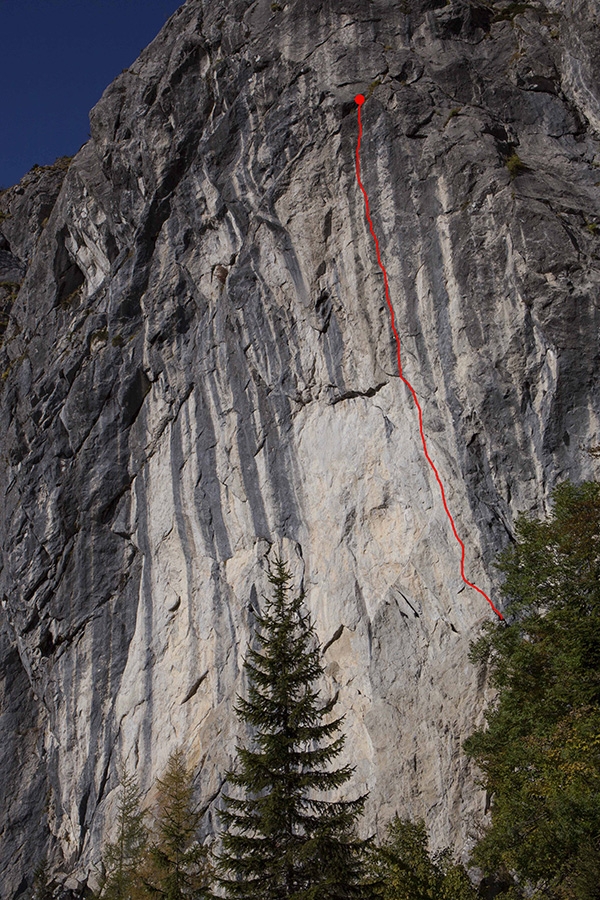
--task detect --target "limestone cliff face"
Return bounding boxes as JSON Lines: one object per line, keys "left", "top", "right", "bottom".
{"left": 1, "top": 0, "right": 600, "bottom": 892}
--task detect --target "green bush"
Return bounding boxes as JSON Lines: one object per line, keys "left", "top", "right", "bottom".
{"left": 505, "top": 151, "right": 527, "bottom": 178}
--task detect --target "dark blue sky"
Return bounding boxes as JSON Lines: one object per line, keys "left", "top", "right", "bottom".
{"left": 0, "top": 0, "right": 183, "bottom": 188}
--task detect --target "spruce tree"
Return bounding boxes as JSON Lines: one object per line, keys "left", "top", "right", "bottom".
{"left": 217, "top": 557, "right": 370, "bottom": 900}
{"left": 142, "top": 748, "right": 211, "bottom": 899}
{"left": 369, "top": 818, "right": 478, "bottom": 900}
{"left": 30, "top": 857, "right": 55, "bottom": 900}
{"left": 98, "top": 768, "right": 148, "bottom": 900}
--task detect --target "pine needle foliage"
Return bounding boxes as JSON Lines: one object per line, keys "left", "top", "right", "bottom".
{"left": 217, "top": 558, "right": 370, "bottom": 900}
{"left": 465, "top": 481, "right": 600, "bottom": 898}
{"left": 30, "top": 857, "right": 55, "bottom": 900}
{"left": 369, "top": 817, "right": 477, "bottom": 900}
{"left": 142, "top": 748, "right": 211, "bottom": 900}
{"left": 98, "top": 768, "right": 148, "bottom": 900}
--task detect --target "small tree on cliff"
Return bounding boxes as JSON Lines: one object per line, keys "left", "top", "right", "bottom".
{"left": 217, "top": 557, "right": 370, "bottom": 899}
{"left": 98, "top": 768, "right": 148, "bottom": 900}
{"left": 30, "top": 858, "right": 56, "bottom": 900}
{"left": 142, "top": 748, "right": 211, "bottom": 899}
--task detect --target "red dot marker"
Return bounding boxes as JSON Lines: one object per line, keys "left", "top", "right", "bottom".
{"left": 355, "top": 94, "right": 365, "bottom": 106}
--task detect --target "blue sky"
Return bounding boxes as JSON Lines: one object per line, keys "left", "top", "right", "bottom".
{"left": 0, "top": 0, "right": 183, "bottom": 187}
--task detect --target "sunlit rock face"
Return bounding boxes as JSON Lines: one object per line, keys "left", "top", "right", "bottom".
{"left": 1, "top": 0, "right": 599, "bottom": 892}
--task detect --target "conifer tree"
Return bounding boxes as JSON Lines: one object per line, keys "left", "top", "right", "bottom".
{"left": 217, "top": 557, "right": 370, "bottom": 900}
{"left": 30, "top": 857, "right": 55, "bottom": 900}
{"left": 369, "top": 817, "right": 477, "bottom": 900}
{"left": 142, "top": 748, "right": 211, "bottom": 899}
{"left": 98, "top": 768, "right": 148, "bottom": 900}
{"left": 464, "top": 481, "right": 600, "bottom": 896}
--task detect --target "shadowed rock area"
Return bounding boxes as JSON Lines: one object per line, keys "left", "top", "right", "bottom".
{"left": 1, "top": 0, "right": 599, "bottom": 892}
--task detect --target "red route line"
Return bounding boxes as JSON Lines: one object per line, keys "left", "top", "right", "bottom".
{"left": 353, "top": 93, "right": 503, "bottom": 621}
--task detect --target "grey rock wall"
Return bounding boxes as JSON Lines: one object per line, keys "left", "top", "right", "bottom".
{"left": 1, "top": 0, "right": 599, "bottom": 893}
